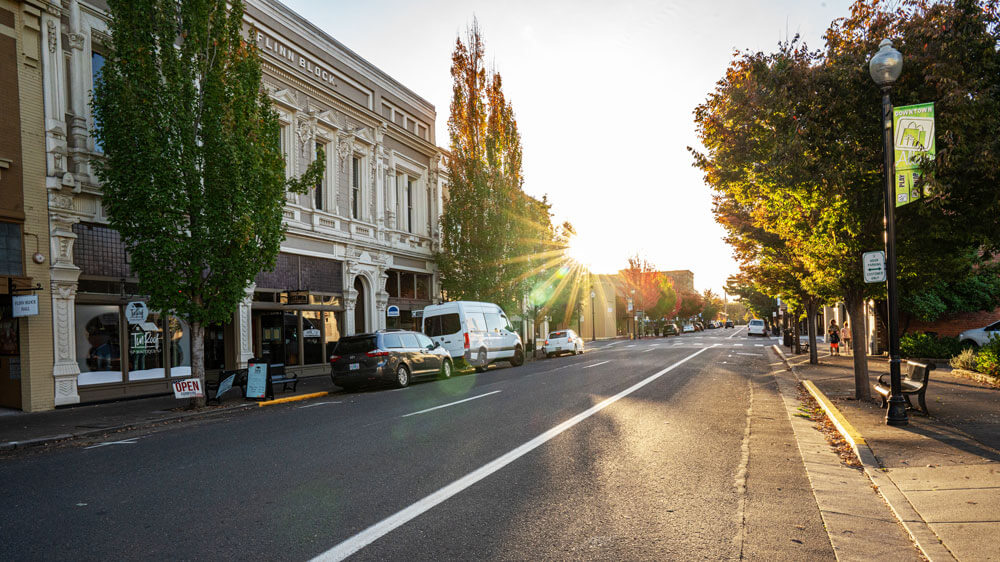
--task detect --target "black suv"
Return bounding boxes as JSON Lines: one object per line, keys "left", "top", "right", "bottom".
{"left": 662, "top": 323, "right": 679, "bottom": 337}
{"left": 330, "top": 330, "right": 453, "bottom": 390}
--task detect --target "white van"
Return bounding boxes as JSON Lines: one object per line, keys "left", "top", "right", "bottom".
{"left": 421, "top": 301, "right": 524, "bottom": 372}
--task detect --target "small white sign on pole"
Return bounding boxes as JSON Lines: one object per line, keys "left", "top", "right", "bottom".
{"left": 125, "top": 301, "right": 149, "bottom": 325}
{"left": 172, "top": 378, "right": 204, "bottom": 399}
{"left": 12, "top": 294, "right": 39, "bottom": 317}
{"left": 863, "top": 251, "right": 887, "bottom": 283}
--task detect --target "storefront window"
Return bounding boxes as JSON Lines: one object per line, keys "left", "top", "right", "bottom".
{"left": 204, "top": 323, "right": 227, "bottom": 371}
{"left": 127, "top": 312, "right": 164, "bottom": 381}
{"left": 400, "top": 272, "right": 415, "bottom": 299}
{"left": 386, "top": 271, "right": 398, "bottom": 297}
{"left": 416, "top": 275, "right": 429, "bottom": 300}
{"left": 169, "top": 316, "right": 191, "bottom": 377}
{"left": 259, "top": 311, "right": 283, "bottom": 364}
{"left": 324, "top": 311, "right": 342, "bottom": 360}
{"left": 77, "top": 305, "right": 122, "bottom": 385}
{"left": 284, "top": 312, "right": 299, "bottom": 366}
{"left": 302, "top": 311, "right": 323, "bottom": 365}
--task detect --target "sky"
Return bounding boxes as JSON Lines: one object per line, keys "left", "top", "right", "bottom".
{"left": 282, "top": 0, "right": 855, "bottom": 296}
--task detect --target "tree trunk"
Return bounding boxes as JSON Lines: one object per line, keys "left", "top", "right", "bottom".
{"left": 807, "top": 299, "right": 818, "bottom": 365}
{"left": 793, "top": 307, "right": 802, "bottom": 355}
{"left": 844, "top": 292, "right": 871, "bottom": 400}
{"left": 190, "top": 320, "right": 206, "bottom": 408}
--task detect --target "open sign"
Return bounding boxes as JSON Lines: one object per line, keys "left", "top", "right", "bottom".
{"left": 172, "top": 378, "right": 204, "bottom": 399}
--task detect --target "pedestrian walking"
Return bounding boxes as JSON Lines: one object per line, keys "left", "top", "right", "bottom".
{"left": 842, "top": 320, "right": 852, "bottom": 354}
{"left": 828, "top": 320, "right": 841, "bottom": 356}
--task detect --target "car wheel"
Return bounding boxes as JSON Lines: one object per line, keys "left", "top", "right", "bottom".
{"left": 510, "top": 346, "right": 524, "bottom": 367}
{"left": 395, "top": 365, "right": 410, "bottom": 388}
{"left": 546, "top": 353, "right": 554, "bottom": 359}
{"left": 961, "top": 340, "right": 980, "bottom": 351}
{"left": 475, "top": 348, "right": 488, "bottom": 373}
{"left": 440, "top": 359, "right": 453, "bottom": 379}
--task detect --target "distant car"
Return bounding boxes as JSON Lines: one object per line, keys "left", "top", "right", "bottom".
{"left": 725, "top": 320, "right": 734, "bottom": 329}
{"left": 747, "top": 319, "right": 768, "bottom": 337}
{"left": 330, "top": 330, "right": 453, "bottom": 390}
{"left": 694, "top": 322, "right": 705, "bottom": 332}
{"left": 544, "top": 329, "right": 584, "bottom": 357}
{"left": 958, "top": 320, "right": 1000, "bottom": 349}
{"left": 663, "top": 323, "right": 679, "bottom": 336}
{"left": 682, "top": 323, "right": 696, "bottom": 333}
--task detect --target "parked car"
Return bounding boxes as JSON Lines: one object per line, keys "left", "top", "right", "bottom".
{"left": 958, "top": 319, "right": 1000, "bottom": 349}
{"left": 543, "top": 329, "right": 584, "bottom": 357}
{"left": 747, "top": 319, "right": 768, "bottom": 337}
{"left": 725, "top": 320, "right": 735, "bottom": 329}
{"left": 422, "top": 301, "right": 524, "bottom": 373}
{"left": 694, "top": 322, "right": 705, "bottom": 332}
{"left": 663, "top": 323, "right": 679, "bottom": 336}
{"left": 682, "top": 323, "right": 696, "bottom": 333}
{"left": 329, "top": 330, "right": 453, "bottom": 390}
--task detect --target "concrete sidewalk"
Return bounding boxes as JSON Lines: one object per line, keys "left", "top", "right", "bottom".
{"left": 0, "top": 374, "right": 336, "bottom": 451}
{"left": 786, "top": 352, "right": 1000, "bottom": 561}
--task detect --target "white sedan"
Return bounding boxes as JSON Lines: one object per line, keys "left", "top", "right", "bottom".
{"left": 544, "top": 330, "right": 584, "bottom": 357}
{"left": 958, "top": 319, "right": 1000, "bottom": 348}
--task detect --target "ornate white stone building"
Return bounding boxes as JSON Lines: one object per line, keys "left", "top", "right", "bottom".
{"left": 39, "top": 0, "right": 444, "bottom": 405}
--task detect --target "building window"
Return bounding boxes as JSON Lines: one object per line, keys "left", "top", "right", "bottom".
{"left": 127, "top": 312, "right": 164, "bottom": 381}
{"left": 279, "top": 122, "right": 292, "bottom": 179}
{"left": 0, "top": 222, "right": 23, "bottom": 276}
{"left": 76, "top": 305, "right": 123, "bottom": 385}
{"left": 386, "top": 270, "right": 399, "bottom": 298}
{"left": 314, "top": 142, "right": 326, "bottom": 211}
{"left": 351, "top": 156, "right": 361, "bottom": 219}
{"left": 416, "top": 275, "right": 430, "bottom": 300}
{"left": 400, "top": 272, "right": 415, "bottom": 299}
{"left": 91, "top": 51, "right": 106, "bottom": 152}
{"left": 168, "top": 316, "right": 191, "bottom": 376}
{"left": 406, "top": 177, "right": 414, "bottom": 233}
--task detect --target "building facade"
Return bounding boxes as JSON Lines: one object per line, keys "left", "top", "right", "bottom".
{"left": 37, "top": 0, "right": 443, "bottom": 408}
{"left": 0, "top": 0, "right": 53, "bottom": 412}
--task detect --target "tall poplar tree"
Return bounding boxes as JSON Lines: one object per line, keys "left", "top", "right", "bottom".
{"left": 438, "top": 20, "right": 553, "bottom": 313}
{"left": 92, "top": 0, "right": 323, "bottom": 406}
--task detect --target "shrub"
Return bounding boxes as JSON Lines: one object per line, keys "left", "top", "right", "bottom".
{"left": 950, "top": 348, "right": 978, "bottom": 371}
{"left": 975, "top": 349, "right": 1000, "bottom": 378}
{"left": 900, "top": 332, "right": 964, "bottom": 359}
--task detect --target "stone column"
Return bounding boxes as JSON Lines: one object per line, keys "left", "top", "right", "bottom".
{"left": 51, "top": 278, "right": 80, "bottom": 405}
{"left": 66, "top": 0, "right": 89, "bottom": 185}
{"left": 343, "top": 291, "right": 357, "bottom": 336}
{"left": 235, "top": 284, "right": 255, "bottom": 367}
{"left": 49, "top": 208, "right": 80, "bottom": 405}
{"left": 375, "top": 267, "right": 389, "bottom": 331}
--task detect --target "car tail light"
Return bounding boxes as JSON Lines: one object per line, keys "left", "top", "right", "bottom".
{"left": 544, "top": 339, "right": 549, "bottom": 346}
{"left": 366, "top": 350, "right": 390, "bottom": 358}
{"left": 329, "top": 355, "right": 340, "bottom": 363}
{"left": 464, "top": 332, "right": 470, "bottom": 350}
{"left": 567, "top": 336, "right": 573, "bottom": 343}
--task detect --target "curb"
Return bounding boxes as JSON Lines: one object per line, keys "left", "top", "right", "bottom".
{"left": 0, "top": 402, "right": 257, "bottom": 452}
{"left": 772, "top": 345, "right": 956, "bottom": 562}
{"left": 257, "top": 391, "right": 329, "bottom": 407}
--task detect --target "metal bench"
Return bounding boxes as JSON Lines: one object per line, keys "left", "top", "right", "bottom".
{"left": 268, "top": 363, "right": 298, "bottom": 393}
{"left": 874, "top": 360, "right": 936, "bottom": 415}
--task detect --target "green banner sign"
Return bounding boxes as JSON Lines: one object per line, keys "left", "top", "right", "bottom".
{"left": 892, "top": 102, "right": 935, "bottom": 207}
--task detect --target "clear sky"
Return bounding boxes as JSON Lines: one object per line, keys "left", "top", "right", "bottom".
{"left": 281, "top": 0, "right": 854, "bottom": 295}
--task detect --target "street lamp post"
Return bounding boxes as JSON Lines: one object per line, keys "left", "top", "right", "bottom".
{"left": 590, "top": 290, "right": 596, "bottom": 342}
{"left": 870, "top": 38, "right": 907, "bottom": 426}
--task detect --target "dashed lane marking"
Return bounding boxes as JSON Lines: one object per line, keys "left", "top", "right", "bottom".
{"left": 583, "top": 360, "right": 611, "bottom": 369}
{"left": 401, "top": 391, "right": 502, "bottom": 418}
{"left": 84, "top": 437, "right": 139, "bottom": 450}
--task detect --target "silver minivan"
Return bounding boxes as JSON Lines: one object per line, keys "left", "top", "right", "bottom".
{"left": 421, "top": 301, "right": 525, "bottom": 372}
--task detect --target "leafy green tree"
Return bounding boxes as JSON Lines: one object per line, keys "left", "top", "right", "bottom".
{"left": 694, "top": 0, "right": 1000, "bottom": 394}
{"left": 437, "top": 20, "right": 553, "bottom": 314}
{"left": 701, "top": 290, "right": 724, "bottom": 322}
{"left": 92, "top": 0, "right": 323, "bottom": 406}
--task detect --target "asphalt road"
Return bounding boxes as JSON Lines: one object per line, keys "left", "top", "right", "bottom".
{"left": 0, "top": 328, "right": 836, "bottom": 560}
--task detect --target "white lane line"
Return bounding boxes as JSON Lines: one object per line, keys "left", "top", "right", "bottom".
{"left": 583, "top": 360, "right": 611, "bottom": 369}
{"left": 641, "top": 348, "right": 655, "bottom": 353}
{"left": 84, "top": 437, "right": 139, "bottom": 450}
{"left": 733, "top": 344, "right": 743, "bottom": 347}
{"left": 736, "top": 352, "right": 758, "bottom": 356}
{"left": 727, "top": 326, "right": 747, "bottom": 339}
{"left": 755, "top": 344, "right": 764, "bottom": 347}
{"left": 312, "top": 345, "right": 714, "bottom": 562}
{"left": 626, "top": 344, "right": 636, "bottom": 348}
{"left": 298, "top": 401, "right": 343, "bottom": 409}
{"left": 401, "top": 391, "right": 501, "bottom": 418}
